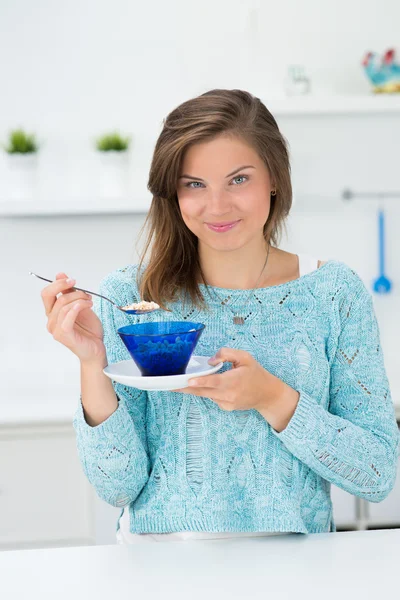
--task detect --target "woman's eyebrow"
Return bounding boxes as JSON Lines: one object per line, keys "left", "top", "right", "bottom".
{"left": 178, "top": 165, "right": 256, "bottom": 181}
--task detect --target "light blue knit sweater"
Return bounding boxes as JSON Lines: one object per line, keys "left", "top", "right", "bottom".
{"left": 73, "top": 260, "right": 400, "bottom": 535}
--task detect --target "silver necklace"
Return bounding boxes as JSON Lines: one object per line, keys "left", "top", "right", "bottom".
{"left": 208, "top": 244, "right": 271, "bottom": 325}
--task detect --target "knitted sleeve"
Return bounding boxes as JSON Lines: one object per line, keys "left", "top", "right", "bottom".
{"left": 272, "top": 266, "right": 400, "bottom": 502}
{"left": 72, "top": 266, "right": 150, "bottom": 507}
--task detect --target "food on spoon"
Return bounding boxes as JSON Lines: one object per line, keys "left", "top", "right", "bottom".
{"left": 122, "top": 300, "right": 160, "bottom": 311}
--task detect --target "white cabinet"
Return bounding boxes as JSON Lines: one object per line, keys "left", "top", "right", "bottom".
{"left": 1, "top": 419, "right": 398, "bottom": 551}
{"left": 94, "top": 496, "right": 121, "bottom": 545}
{"left": 0, "top": 423, "right": 95, "bottom": 550}
{"left": 330, "top": 484, "right": 356, "bottom": 528}
{"left": 330, "top": 437, "right": 400, "bottom": 530}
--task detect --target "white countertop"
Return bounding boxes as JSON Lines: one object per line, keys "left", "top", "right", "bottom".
{"left": 1, "top": 529, "right": 399, "bottom": 599}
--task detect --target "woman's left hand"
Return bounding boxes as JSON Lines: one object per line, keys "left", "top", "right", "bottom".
{"left": 173, "top": 347, "right": 300, "bottom": 432}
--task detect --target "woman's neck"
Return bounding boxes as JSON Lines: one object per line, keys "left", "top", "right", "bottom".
{"left": 198, "top": 238, "right": 274, "bottom": 290}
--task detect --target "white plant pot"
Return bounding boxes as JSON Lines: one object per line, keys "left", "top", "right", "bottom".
{"left": 6, "top": 153, "right": 38, "bottom": 200}
{"left": 97, "top": 150, "right": 129, "bottom": 200}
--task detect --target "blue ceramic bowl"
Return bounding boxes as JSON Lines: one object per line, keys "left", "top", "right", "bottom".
{"left": 117, "top": 321, "right": 205, "bottom": 377}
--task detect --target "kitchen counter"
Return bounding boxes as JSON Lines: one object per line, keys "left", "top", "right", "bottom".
{"left": 1, "top": 529, "right": 399, "bottom": 599}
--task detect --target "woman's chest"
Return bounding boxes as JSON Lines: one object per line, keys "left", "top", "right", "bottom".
{"left": 161, "top": 301, "right": 332, "bottom": 391}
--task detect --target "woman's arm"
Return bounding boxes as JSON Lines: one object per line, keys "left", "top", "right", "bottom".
{"left": 73, "top": 270, "right": 150, "bottom": 508}
{"left": 271, "top": 267, "right": 400, "bottom": 502}
{"left": 80, "top": 357, "right": 117, "bottom": 427}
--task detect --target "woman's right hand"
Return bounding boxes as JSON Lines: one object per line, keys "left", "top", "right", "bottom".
{"left": 41, "top": 272, "right": 107, "bottom": 366}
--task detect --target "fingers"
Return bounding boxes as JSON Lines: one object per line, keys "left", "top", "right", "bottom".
{"left": 41, "top": 274, "right": 77, "bottom": 317}
{"left": 55, "top": 298, "right": 93, "bottom": 340}
{"left": 188, "top": 373, "right": 223, "bottom": 389}
{"left": 208, "top": 347, "right": 251, "bottom": 367}
{"left": 172, "top": 373, "right": 223, "bottom": 396}
{"left": 44, "top": 273, "right": 92, "bottom": 338}
{"left": 176, "top": 365, "right": 239, "bottom": 393}
{"left": 178, "top": 386, "right": 218, "bottom": 398}
{"left": 47, "top": 290, "right": 92, "bottom": 332}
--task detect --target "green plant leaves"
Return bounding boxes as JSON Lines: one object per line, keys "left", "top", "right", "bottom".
{"left": 4, "top": 129, "right": 38, "bottom": 154}
{"left": 96, "top": 132, "right": 131, "bottom": 152}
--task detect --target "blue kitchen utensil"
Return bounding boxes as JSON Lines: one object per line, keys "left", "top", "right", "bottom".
{"left": 118, "top": 321, "right": 205, "bottom": 376}
{"left": 372, "top": 208, "right": 392, "bottom": 294}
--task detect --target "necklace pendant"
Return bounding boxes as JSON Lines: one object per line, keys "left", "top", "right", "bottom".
{"left": 233, "top": 316, "right": 245, "bottom": 325}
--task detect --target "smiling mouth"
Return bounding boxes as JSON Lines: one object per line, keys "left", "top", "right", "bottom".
{"left": 205, "top": 220, "right": 241, "bottom": 232}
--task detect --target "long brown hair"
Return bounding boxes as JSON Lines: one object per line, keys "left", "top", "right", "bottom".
{"left": 137, "top": 89, "right": 292, "bottom": 310}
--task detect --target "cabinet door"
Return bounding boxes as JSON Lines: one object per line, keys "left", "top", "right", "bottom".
{"left": 94, "top": 495, "right": 121, "bottom": 545}
{"left": 367, "top": 451, "right": 400, "bottom": 526}
{"left": 330, "top": 483, "right": 356, "bottom": 528}
{"left": 0, "top": 426, "right": 94, "bottom": 548}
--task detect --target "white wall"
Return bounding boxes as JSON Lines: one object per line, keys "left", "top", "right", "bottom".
{"left": 1, "top": 0, "right": 400, "bottom": 201}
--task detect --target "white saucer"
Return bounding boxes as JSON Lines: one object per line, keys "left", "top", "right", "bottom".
{"left": 103, "top": 355, "right": 224, "bottom": 391}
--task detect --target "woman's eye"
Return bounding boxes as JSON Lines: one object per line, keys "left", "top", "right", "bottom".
{"left": 231, "top": 175, "right": 248, "bottom": 185}
{"left": 185, "top": 181, "right": 204, "bottom": 189}
{"left": 184, "top": 176, "right": 248, "bottom": 189}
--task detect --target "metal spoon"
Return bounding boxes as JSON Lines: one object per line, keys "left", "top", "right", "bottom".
{"left": 29, "top": 271, "right": 161, "bottom": 315}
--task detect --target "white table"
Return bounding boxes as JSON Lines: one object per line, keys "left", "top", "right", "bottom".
{"left": 1, "top": 529, "right": 399, "bottom": 600}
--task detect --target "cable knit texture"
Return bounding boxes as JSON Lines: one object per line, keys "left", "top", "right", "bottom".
{"left": 73, "top": 260, "right": 400, "bottom": 535}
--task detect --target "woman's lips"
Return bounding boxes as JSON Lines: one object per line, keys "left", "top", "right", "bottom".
{"left": 205, "top": 220, "right": 241, "bottom": 233}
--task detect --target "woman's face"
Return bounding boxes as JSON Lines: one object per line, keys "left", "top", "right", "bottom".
{"left": 177, "top": 134, "right": 273, "bottom": 253}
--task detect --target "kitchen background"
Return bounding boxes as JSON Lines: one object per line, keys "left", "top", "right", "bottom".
{"left": 1, "top": 0, "right": 400, "bottom": 550}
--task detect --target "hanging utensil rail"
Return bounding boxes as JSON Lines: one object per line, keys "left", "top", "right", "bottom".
{"left": 342, "top": 189, "right": 400, "bottom": 201}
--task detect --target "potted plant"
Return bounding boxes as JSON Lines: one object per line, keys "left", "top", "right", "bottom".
{"left": 2, "top": 128, "right": 39, "bottom": 200}
{"left": 95, "top": 131, "right": 131, "bottom": 199}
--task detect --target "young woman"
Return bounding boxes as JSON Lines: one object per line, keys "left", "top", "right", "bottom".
{"left": 41, "top": 89, "right": 399, "bottom": 543}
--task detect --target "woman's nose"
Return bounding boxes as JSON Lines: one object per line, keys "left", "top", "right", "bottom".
{"left": 207, "top": 190, "right": 232, "bottom": 215}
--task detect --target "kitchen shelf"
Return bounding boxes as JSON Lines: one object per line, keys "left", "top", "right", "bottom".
{"left": 267, "top": 94, "right": 400, "bottom": 116}
{"left": 2, "top": 95, "right": 399, "bottom": 218}
{"left": 0, "top": 196, "right": 151, "bottom": 217}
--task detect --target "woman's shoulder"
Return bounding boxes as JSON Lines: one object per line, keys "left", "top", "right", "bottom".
{"left": 317, "top": 258, "right": 371, "bottom": 300}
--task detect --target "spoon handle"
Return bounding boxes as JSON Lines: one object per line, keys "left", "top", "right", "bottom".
{"left": 29, "top": 272, "right": 120, "bottom": 308}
